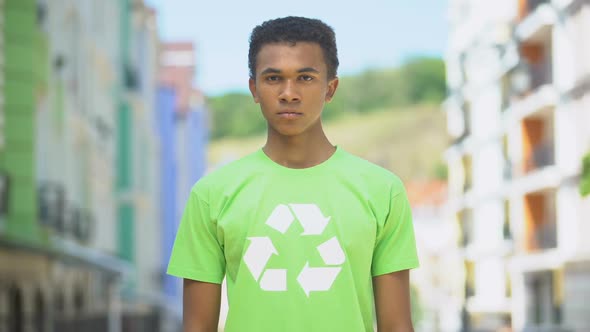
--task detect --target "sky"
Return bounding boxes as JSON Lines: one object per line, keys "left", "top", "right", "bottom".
{"left": 148, "top": 0, "right": 449, "bottom": 96}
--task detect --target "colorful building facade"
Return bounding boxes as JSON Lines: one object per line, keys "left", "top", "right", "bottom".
{"left": 0, "top": 0, "right": 193, "bottom": 331}
{"left": 444, "top": 0, "right": 590, "bottom": 331}
{"left": 158, "top": 42, "right": 209, "bottom": 321}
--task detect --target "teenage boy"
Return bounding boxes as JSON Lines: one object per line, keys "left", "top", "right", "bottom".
{"left": 168, "top": 16, "right": 419, "bottom": 332}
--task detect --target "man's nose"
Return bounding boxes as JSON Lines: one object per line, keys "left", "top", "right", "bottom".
{"left": 278, "top": 80, "right": 300, "bottom": 103}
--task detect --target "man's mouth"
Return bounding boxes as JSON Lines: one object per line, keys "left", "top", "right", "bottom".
{"left": 277, "top": 111, "right": 303, "bottom": 119}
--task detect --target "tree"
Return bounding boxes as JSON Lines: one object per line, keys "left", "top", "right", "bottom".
{"left": 207, "top": 57, "right": 446, "bottom": 139}
{"left": 208, "top": 92, "right": 266, "bottom": 139}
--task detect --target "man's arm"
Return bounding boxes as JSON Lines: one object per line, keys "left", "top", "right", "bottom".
{"left": 373, "top": 269, "right": 414, "bottom": 332}
{"left": 183, "top": 279, "right": 222, "bottom": 332}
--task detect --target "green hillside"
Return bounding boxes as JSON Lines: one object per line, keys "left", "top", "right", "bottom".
{"left": 207, "top": 57, "right": 446, "bottom": 140}
{"left": 207, "top": 105, "right": 448, "bottom": 181}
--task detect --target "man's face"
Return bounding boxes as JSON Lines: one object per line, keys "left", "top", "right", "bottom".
{"left": 249, "top": 42, "right": 338, "bottom": 138}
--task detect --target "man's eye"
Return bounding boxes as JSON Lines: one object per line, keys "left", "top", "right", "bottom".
{"left": 266, "top": 76, "right": 280, "bottom": 82}
{"left": 300, "top": 75, "right": 314, "bottom": 81}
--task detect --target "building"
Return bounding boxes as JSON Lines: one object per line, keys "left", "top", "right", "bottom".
{"left": 408, "top": 181, "right": 464, "bottom": 332}
{"left": 0, "top": 0, "right": 173, "bottom": 331}
{"left": 118, "top": 1, "right": 170, "bottom": 330}
{"left": 444, "top": 0, "right": 590, "bottom": 331}
{"left": 0, "top": 0, "right": 130, "bottom": 331}
{"left": 158, "top": 42, "right": 209, "bottom": 326}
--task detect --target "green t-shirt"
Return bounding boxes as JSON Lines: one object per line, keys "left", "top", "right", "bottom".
{"left": 167, "top": 147, "right": 419, "bottom": 332}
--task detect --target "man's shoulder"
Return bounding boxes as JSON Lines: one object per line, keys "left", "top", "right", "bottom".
{"left": 192, "top": 150, "right": 261, "bottom": 193}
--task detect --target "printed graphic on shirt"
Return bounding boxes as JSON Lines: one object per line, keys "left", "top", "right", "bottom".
{"left": 242, "top": 203, "right": 346, "bottom": 296}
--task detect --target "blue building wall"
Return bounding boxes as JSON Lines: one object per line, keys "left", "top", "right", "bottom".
{"left": 186, "top": 106, "right": 209, "bottom": 185}
{"left": 157, "top": 87, "right": 179, "bottom": 302}
{"left": 158, "top": 85, "right": 209, "bottom": 312}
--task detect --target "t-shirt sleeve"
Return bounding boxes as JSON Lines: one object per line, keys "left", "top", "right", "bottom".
{"left": 167, "top": 185, "right": 226, "bottom": 284}
{"left": 371, "top": 183, "right": 419, "bottom": 277}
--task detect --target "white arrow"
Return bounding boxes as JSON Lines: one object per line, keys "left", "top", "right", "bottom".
{"left": 296, "top": 262, "right": 342, "bottom": 297}
{"left": 260, "top": 269, "right": 287, "bottom": 291}
{"left": 317, "top": 236, "right": 346, "bottom": 265}
{"left": 289, "top": 204, "right": 331, "bottom": 235}
{"left": 265, "top": 204, "right": 295, "bottom": 234}
{"left": 243, "top": 237, "right": 277, "bottom": 281}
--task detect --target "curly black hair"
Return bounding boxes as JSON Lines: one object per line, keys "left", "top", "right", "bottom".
{"left": 248, "top": 16, "right": 339, "bottom": 80}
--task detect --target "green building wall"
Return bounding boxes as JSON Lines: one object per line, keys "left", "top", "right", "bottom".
{"left": 0, "top": 0, "right": 46, "bottom": 244}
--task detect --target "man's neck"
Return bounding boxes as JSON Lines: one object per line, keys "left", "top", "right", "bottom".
{"left": 263, "top": 129, "right": 336, "bottom": 169}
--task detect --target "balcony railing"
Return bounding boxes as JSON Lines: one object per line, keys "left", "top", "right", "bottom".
{"left": 523, "top": 142, "right": 555, "bottom": 174}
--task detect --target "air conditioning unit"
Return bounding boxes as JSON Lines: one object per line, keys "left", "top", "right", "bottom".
{"left": 38, "top": 182, "right": 73, "bottom": 237}
{"left": 38, "top": 182, "right": 53, "bottom": 225}
{"left": 53, "top": 185, "right": 66, "bottom": 234}
{"left": 73, "top": 208, "right": 93, "bottom": 243}
{"left": 61, "top": 203, "right": 77, "bottom": 238}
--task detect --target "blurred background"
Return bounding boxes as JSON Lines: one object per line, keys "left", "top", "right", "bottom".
{"left": 0, "top": 0, "right": 589, "bottom": 331}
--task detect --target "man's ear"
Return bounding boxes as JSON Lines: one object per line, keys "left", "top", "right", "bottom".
{"left": 325, "top": 77, "right": 339, "bottom": 102}
{"left": 249, "top": 78, "right": 259, "bottom": 103}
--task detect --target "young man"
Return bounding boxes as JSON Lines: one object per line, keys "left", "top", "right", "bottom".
{"left": 168, "top": 16, "right": 419, "bottom": 332}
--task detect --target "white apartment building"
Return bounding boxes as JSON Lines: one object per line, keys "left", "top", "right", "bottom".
{"left": 34, "top": 0, "right": 128, "bottom": 330}
{"left": 444, "top": 0, "right": 590, "bottom": 331}
{"left": 128, "top": 0, "right": 161, "bottom": 303}
{"left": 410, "top": 182, "right": 464, "bottom": 332}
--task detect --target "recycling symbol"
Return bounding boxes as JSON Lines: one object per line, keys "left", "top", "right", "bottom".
{"left": 242, "top": 203, "right": 346, "bottom": 297}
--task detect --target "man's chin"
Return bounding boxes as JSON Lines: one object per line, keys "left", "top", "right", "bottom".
{"left": 269, "top": 126, "right": 305, "bottom": 138}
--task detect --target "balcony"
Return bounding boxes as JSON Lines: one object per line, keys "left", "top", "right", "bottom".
{"left": 517, "top": 0, "right": 555, "bottom": 43}
{"left": 531, "top": 219, "right": 557, "bottom": 250}
{"left": 529, "top": 60, "right": 553, "bottom": 93}
{"left": 524, "top": 191, "right": 557, "bottom": 252}
{"left": 505, "top": 60, "right": 556, "bottom": 125}
{"left": 511, "top": 59, "right": 553, "bottom": 98}
{"left": 522, "top": 142, "right": 555, "bottom": 174}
